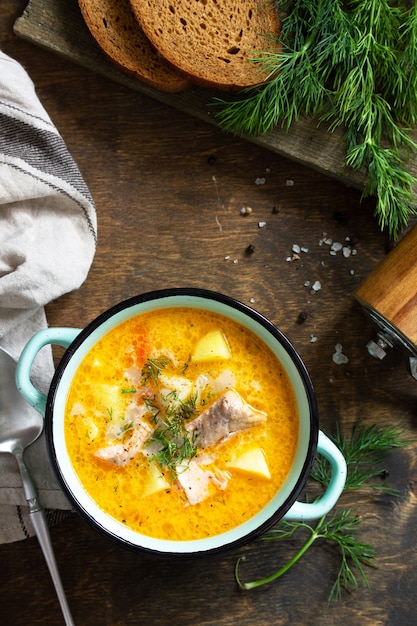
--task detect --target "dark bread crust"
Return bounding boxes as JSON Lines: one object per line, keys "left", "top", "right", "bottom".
{"left": 129, "top": 0, "right": 281, "bottom": 91}
{"left": 78, "top": 0, "right": 189, "bottom": 93}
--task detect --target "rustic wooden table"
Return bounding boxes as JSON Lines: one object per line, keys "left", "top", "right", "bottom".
{"left": 2, "top": 2, "right": 417, "bottom": 625}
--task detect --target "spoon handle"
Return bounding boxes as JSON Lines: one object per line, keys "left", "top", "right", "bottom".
{"left": 15, "top": 452, "right": 75, "bottom": 626}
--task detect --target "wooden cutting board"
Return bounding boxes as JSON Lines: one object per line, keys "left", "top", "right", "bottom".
{"left": 13, "top": 0, "right": 417, "bottom": 190}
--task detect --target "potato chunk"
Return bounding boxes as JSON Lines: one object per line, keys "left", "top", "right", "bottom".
{"left": 191, "top": 330, "right": 231, "bottom": 362}
{"left": 227, "top": 448, "right": 271, "bottom": 479}
{"left": 142, "top": 462, "right": 170, "bottom": 497}
{"left": 90, "top": 383, "right": 123, "bottom": 415}
{"left": 75, "top": 416, "right": 98, "bottom": 442}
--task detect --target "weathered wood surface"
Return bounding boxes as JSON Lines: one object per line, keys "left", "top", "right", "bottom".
{"left": 2, "top": 2, "right": 417, "bottom": 625}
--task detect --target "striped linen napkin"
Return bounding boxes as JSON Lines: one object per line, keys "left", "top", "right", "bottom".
{"left": 0, "top": 50, "right": 97, "bottom": 542}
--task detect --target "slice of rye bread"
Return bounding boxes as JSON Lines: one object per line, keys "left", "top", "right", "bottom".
{"left": 78, "top": 0, "right": 189, "bottom": 92}
{"left": 129, "top": 0, "right": 281, "bottom": 91}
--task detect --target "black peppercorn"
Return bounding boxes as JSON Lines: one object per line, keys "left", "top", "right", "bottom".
{"left": 297, "top": 311, "right": 308, "bottom": 324}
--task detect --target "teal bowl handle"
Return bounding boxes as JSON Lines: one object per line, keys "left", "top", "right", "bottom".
{"left": 283, "top": 430, "right": 347, "bottom": 521}
{"left": 16, "top": 328, "right": 81, "bottom": 416}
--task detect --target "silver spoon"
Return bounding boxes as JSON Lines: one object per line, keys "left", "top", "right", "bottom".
{"left": 0, "top": 347, "right": 74, "bottom": 626}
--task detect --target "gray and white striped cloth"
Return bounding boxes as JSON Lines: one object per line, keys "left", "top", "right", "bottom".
{"left": 0, "top": 50, "right": 97, "bottom": 542}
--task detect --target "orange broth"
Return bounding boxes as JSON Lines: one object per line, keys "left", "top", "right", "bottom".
{"left": 64, "top": 307, "right": 299, "bottom": 540}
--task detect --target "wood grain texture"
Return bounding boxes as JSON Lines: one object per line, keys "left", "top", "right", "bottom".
{"left": 13, "top": 0, "right": 417, "bottom": 190}
{"left": 2, "top": 2, "right": 417, "bottom": 625}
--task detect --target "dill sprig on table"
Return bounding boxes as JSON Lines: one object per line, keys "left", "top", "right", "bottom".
{"left": 236, "top": 510, "right": 376, "bottom": 603}
{"left": 215, "top": 0, "right": 417, "bottom": 238}
{"left": 311, "top": 422, "right": 409, "bottom": 493}
{"left": 235, "top": 421, "right": 410, "bottom": 601}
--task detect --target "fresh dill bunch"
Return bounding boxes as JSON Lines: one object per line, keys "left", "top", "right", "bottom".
{"left": 214, "top": 0, "right": 417, "bottom": 238}
{"left": 323, "top": 0, "right": 417, "bottom": 236}
{"left": 311, "top": 422, "right": 410, "bottom": 493}
{"left": 236, "top": 510, "right": 376, "bottom": 603}
{"left": 394, "top": 3, "right": 417, "bottom": 124}
{"left": 216, "top": 0, "right": 347, "bottom": 133}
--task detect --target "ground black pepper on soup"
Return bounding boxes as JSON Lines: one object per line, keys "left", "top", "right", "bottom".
{"left": 64, "top": 307, "right": 299, "bottom": 540}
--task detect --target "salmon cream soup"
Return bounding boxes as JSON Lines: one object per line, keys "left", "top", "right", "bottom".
{"left": 64, "top": 307, "right": 299, "bottom": 541}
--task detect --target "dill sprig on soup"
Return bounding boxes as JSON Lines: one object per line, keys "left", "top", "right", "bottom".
{"left": 65, "top": 307, "right": 299, "bottom": 541}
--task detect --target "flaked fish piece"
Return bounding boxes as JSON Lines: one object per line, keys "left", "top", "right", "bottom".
{"left": 70, "top": 401, "right": 86, "bottom": 416}
{"left": 176, "top": 458, "right": 231, "bottom": 505}
{"left": 95, "top": 420, "right": 151, "bottom": 466}
{"left": 105, "top": 401, "right": 148, "bottom": 442}
{"left": 124, "top": 365, "right": 142, "bottom": 386}
{"left": 186, "top": 389, "right": 266, "bottom": 449}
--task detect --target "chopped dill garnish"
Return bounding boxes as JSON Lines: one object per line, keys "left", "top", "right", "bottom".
{"left": 165, "top": 391, "right": 198, "bottom": 421}
{"left": 149, "top": 393, "right": 199, "bottom": 477}
{"left": 143, "top": 396, "right": 160, "bottom": 422}
{"left": 141, "top": 357, "right": 169, "bottom": 384}
{"left": 150, "top": 420, "right": 198, "bottom": 478}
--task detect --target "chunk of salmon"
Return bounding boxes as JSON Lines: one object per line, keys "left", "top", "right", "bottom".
{"left": 95, "top": 420, "right": 152, "bottom": 466}
{"left": 176, "top": 457, "right": 231, "bottom": 504}
{"left": 185, "top": 389, "right": 266, "bottom": 449}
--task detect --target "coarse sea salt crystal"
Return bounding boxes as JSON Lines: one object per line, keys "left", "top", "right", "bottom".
{"left": 331, "top": 242, "right": 343, "bottom": 252}
{"left": 286, "top": 179, "right": 295, "bottom": 186}
{"left": 310, "top": 335, "right": 318, "bottom": 343}
{"left": 258, "top": 221, "right": 267, "bottom": 228}
{"left": 255, "top": 177, "right": 266, "bottom": 185}
{"left": 332, "top": 343, "right": 349, "bottom": 364}
{"left": 311, "top": 280, "right": 321, "bottom": 292}
{"left": 292, "top": 244, "right": 301, "bottom": 254}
